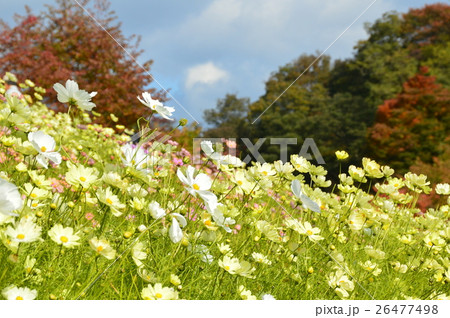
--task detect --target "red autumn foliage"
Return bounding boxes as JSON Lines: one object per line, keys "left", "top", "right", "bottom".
{"left": 402, "top": 3, "right": 450, "bottom": 48}
{"left": 0, "top": 0, "right": 167, "bottom": 127}
{"left": 368, "top": 66, "right": 450, "bottom": 172}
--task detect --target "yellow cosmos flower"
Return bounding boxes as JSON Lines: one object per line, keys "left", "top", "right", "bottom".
{"left": 89, "top": 237, "right": 116, "bottom": 260}
{"left": 65, "top": 162, "right": 99, "bottom": 189}
{"left": 141, "top": 283, "right": 178, "bottom": 300}
{"left": 335, "top": 150, "right": 349, "bottom": 160}
{"left": 48, "top": 224, "right": 81, "bottom": 248}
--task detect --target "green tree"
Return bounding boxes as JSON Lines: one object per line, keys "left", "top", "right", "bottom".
{"left": 246, "top": 54, "right": 334, "bottom": 164}
{"left": 202, "top": 94, "right": 250, "bottom": 138}
{"left": 330, "top": 3, "right": 450, "bottom": 112}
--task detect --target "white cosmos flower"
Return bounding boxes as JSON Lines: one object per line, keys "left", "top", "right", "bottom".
{"left": 121, "top": 144, "right": 149, "bottom": 172}
{"left": 53, "top": 79, "right": 97, "bottom": 111}
{"left": 262, "top": 294, "right": 276, "bottom": 300}
{"left": 291, "top": 179, "right": 320, "bottom": 213}
{"left": 218, "top": 154, "right": 244, "bottom": 167}
{"left": 89, "top": 237, "right": 116, "bottom": 260}
{"left": 200, "top": 141, "right": 244, "bottom": 167}
{"left": 5, "top": 217, "right": 42, "bottom": 243}
{"left": 435, "top": 183, "right": 450, "bottom": 195}
{"left": 132, "top": 242, "right": 147, "bottom": 267}
{"left": 141, "top": 283, "right": 178, "bottom": 300}
{"left": 205, "top": 201, "right": 235, "bottom": 233}
{"left": 2, "top": 285, "right": 37, "bottom": 300}
{"left": 200, "top": 141, "right": 222, "bottom": 160}
{"left": 138, "top": 92, "right": 175, "bottom": 120}
{"left": 169, "top": 213, "right": 187, "bottom": 243}
{"left": 219, "top": 255, "right": 241, "bottom": 274}
{"left": 48, "top": 224, "right": 81, "bottom": 248}
{"left": 177, "top": 166, "right": 217, "bottom": 204}
{"left": 28, "top": 131, "right": 61, "bottom": 169}
{"left": 0, "top": 178, "right": 23, "bottom": 216}
{"left": 148, "top": 201, "right": 166, "bottom": 220}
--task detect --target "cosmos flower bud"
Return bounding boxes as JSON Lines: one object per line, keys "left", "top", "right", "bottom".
{"left": 138, "top": 224, "right": 147, "bottom": 233}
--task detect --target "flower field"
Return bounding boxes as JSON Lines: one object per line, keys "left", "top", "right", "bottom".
{"left": 0, "top": 76, "right": 449, "bottom": 300}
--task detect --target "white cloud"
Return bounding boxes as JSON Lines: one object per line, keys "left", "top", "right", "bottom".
{"left": 200, "top": 0, "right": 242, "bottom": 26}
{"left": 185, "top": 62, "right": 229, "bottom": 89}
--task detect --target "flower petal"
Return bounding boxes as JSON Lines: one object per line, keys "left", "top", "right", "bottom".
{"left": 44, "top": 152, "right": 62, "bottom": 165}
{"left": 53, "top": 83, "right": 69, "bottom": 103}
{"left": 291, "top": 179, "right": 302, "bottom": 198}
{"left": 169, "top": 218, "right": 183, "bottom": 243}
{"left": 171, "top": 213, "right": 187, "bottom": 228}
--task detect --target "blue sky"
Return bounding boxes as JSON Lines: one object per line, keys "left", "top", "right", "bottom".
{"left": 0, "top": 0, "right": 440, "bottom": 126}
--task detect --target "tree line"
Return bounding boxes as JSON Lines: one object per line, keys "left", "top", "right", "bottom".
{"left": 202, "top": 3, "right": 450, "bottom": 183}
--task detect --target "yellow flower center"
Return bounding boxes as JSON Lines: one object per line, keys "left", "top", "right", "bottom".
{"left": 40, "top": 146, "right": 47, "bottom": 152}
{"left": 306, "top": 230, "right": 313, "bottom": 236}
{"left": 79, "top": 176, "right": 86, "bottom": 182}
{"left": 237, "top": 180, "right": 243, "bottom": 185}
{"left": 262, "top": 171, "right": 268, "bottom": 176}
{"left": 106, "top": 198, "right": 113, "bottom": 205}
{"left": 155, "top": 293, "right": 162, "bottom": 299}
{"left": 193, "top": 184, "right": 200, "bottom": 190}
{"left": 204, "top": 220, "right": 212, "bottom": 226}
{"left": 17, "top": 234, "right": 25, "bottom": 240}
{"left": 97, "top": 246, "right": 104, "bottom": 252}
{"left": 224, "top": 266, "right": 230, "bottom": 271}
{"left": 60, "top": 236, "right": 69, "bottom": 243}
{"left": 32, "top": 203, "right": 38, "bottom": 207}
{"left": 154, "top": 172, "right": 159, "bottom": 176}
{"left": 428, "top": 241, "right": 433, "bottom": 246}
{"left": 349, "top": 221, "right": 354, "bottom": 224}
{"left": 30, "top": 193, "right": 37, "bottom": 198}
{"left": 16, "top": 296, "right": 23, "bottom": 300}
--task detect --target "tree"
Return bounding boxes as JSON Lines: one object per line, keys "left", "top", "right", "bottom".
{"left": 202, "top": 94, "right": 250, "bottom": 138}
{"left": 246, "top": 54, "right": 332, "bottom": 163}
{"left": 330, "top": 3, "right": 450, "bottom": 117}
{"left": 0, "top": 0, "right": 166, "bottom": 127}
{"left": 200, "top": 3, "right": 450, "bottom": 180}
{"left": 402, "top": 3, "right": 450, "bottom": 87}
{"left": 368, "top": 67, "right": 450, "bottom": 172}
{"left": 330, "top": 3, "right": 450, "bottom": 174}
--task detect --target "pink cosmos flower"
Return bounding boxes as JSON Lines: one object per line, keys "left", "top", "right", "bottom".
{"left": 173, "top": 157, "right": 183, "bottom": 166}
